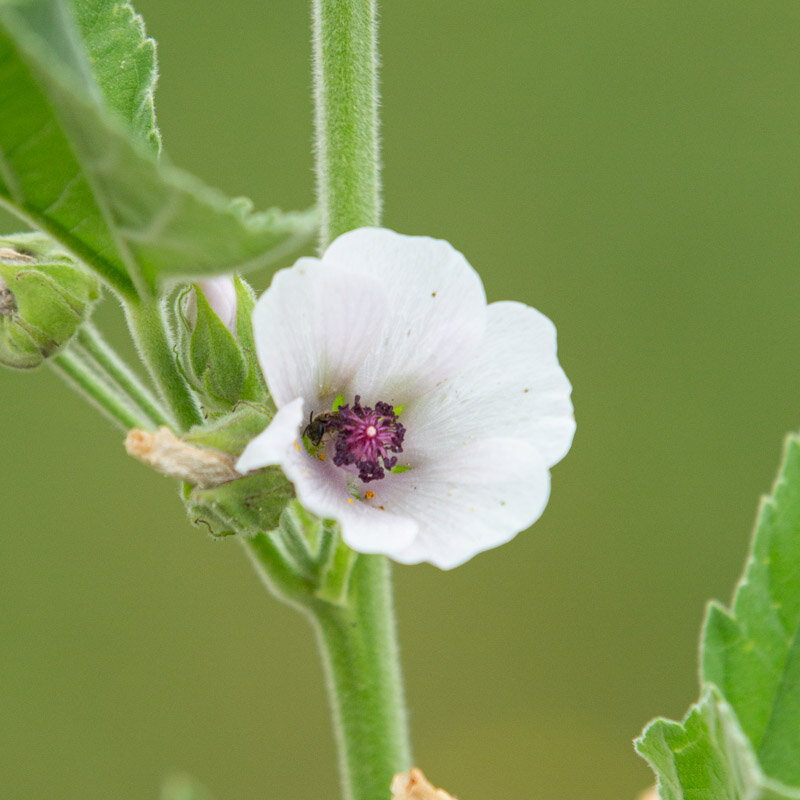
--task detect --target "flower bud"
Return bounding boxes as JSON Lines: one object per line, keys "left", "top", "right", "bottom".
{"left": 184, "top": 277, "right": 238, "bottom": 334}
{"left": 0, "top": 234, "right": 100, "bottom": 370}
{"left": 175, "top": 275, "right": 268, "bottom": 413}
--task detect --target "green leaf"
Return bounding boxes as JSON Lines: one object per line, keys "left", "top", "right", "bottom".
{"left": 701, "top": 434, "right": 800, "bottom": 784}
{"left": 70, "top": 0, "right": 160, "bottom": 150}
{"left": 636, "top": 686, "right": 800, "bottom": 800}
{"left": 0, "top": 1, "right": 316, "bottom": 299}
{"left": 636, "top": 435, "right": 800, "bottom": 797}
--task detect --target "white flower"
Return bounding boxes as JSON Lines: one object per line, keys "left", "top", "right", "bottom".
{"left": 236, "top": 228, "right": 574, "bottom": 569}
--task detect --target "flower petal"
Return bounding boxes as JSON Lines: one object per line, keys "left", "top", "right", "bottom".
{"left": 376, "top": 438, "right": 551, "bottom": 569}
{"left": 251, "top": 257, "right": 391, "bottom": 408}
{"left": 235, "top": 397, "right": 306, "bottom": 473}
{"left": 288, "top": 456, "right": 420, "bottom": 555}
{"left": 403, "top": 301, "right": 575, "bottom": 469}
{"left": 323, "top": 228, "right": 488, "bottom": 400}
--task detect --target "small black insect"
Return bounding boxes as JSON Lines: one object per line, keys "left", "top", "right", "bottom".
{"left": 303, "top": 411, "right": 339, "bottom": 446}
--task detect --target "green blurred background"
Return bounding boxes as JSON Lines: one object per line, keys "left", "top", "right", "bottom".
{"left": 2, "top": 1, "right": 800, "bottom": 797}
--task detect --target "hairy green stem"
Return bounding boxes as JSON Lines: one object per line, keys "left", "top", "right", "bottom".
{"left": 51, "top": 347, "right": 150, "bottom": 431}
{"left": 123, "top": 300, "right": 202, "bottom": 432}
{"left": 77, "top": 323, "right": 172, "bottom": 428}
{"left": 312, "top": 0, "right": 380, "bottom": 247}
{"left": 310, "top": 555, "right": 411, "bottom": 800}
{"left": 309, "top": 3, "right": 412, "bottom": 799}
{"left": 241, "top": 533, "right": 315, "bottom": 609}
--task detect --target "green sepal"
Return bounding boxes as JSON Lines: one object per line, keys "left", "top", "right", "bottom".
{"left": 0, "top": 232, "right": 100, "bottom": 370}
{"left": 191, "top": 289, "right": 247, "bottom": 406}
{"left": 182, "top": 402, "right": 294, "bottom": 537}
{"left": 185, "top": 469, "right": 294, "bottom": 539}
{"left": 183, "top": 401, "right": 274, "bottom": 455}
{"left": 233, "top": 276, "right": 269, "bottom": 404}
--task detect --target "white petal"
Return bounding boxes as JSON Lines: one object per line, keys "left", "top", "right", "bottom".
{"left": 403, "top": 301, "right": 575, "bottom": 469}
{"left": 322, "top": 228, "right": 488, "bottom": 401}
{"left": 381, "top": 438, "right": 551, "bottom": 569}
{"left": 235, "top": 397, "right": 306, "bottom": 473}
{"left": 286, "top": 455, "right": 419, "bottom": 555}
{"left": 251, "top": 256, "right": 391, "bottom": 408}
{"left": 199, "top": 277, "right": 238, "bottom": 334}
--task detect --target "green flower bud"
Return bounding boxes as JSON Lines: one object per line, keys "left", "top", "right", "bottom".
{"left": 181, "top": 402, "right": 293, "bottom": 536}
{"left": 175, "top": 276, "right": 268, "bottom": 413}
{"left": 0, "top": 234, "right": 100, "bottom": 370}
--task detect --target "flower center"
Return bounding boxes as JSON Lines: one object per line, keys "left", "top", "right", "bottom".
{"left": 329, "top": 395, "right": 405, "bottom": 483}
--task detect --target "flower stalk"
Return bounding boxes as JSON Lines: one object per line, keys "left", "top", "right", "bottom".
{"left": 312, "top": 0, "right": 381, "bottom": 248}
{"left": 76, "top": 323, "right": 171, "bottom": 428}
{"left": 310, "top": 555, "right": 411, "bottom": 800}
{"left": 51, "top": 347, "right": 153, "bottom": 431}
{"left": 124, "top": 300, "right": 202, "bottom": 432}
{"left": 305, "top": 1, "right": 412, "bottom": 798}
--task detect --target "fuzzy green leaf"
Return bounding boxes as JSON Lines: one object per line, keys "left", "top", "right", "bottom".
{"left": 636, "top": 435, "right": 800, "bottom": 796}
{"left": 701, "top": 435, "right": 800, "bottom": 784}
{"left": 0, "top": 1, "right": 316, "bottom": 299}
{"left": 636, "top": 687, "right": 800, "bottom": 800}
{"left": 70, "top": 0, "right": 160, "bottom": 150}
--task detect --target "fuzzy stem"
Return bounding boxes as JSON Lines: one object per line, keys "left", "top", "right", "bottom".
{"left": 76, "top": 323, "right": 173, "bottom": 428}
{"left": 123, "top": 300, "right": 202, "bottom": 432}
{"left": 308, "top": 2, "right": 412, "bottom": 798}
{"left": 309, "top": 555, "right": 411, "bottom": 800}
{"left": 51, "top": 347, "right": 150, "bottom": 431}
{"left": 312, "top": 0, "right": 380, "bottom": 248}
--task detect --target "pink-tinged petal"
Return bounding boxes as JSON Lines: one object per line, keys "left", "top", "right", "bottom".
{"left": 377, "top": 438, "right": 551, "bottom": 569}
{"left": 323, "top": 228, "right": 487, "bottom": 400}
{"left": 199, "top": 277, "right": 237, "bottom": 334}
{"left": 251, "top": 257, "right": 391, "bottom": 408}
{"left": 403, "top": 301, "right": 575, "bottom": 469}
{"left": 235, "top": 397, "right": 306, "bottom": 473}
{"left": 276, "top": 437, "right": 419, "bottom": 555}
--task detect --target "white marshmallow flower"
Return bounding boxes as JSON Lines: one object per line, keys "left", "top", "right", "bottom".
{"left": 236, "top": 228, "right": 575, "bottom": 569}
